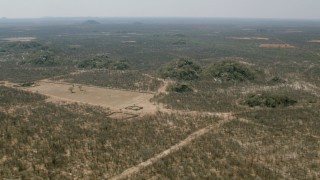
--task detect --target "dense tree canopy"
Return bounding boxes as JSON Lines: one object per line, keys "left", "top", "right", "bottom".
{"left": 78, "top": 55, "right": 129, "bottom": 70}
{"left": 159, "top": 57, "right": 202, "bottom": 81}
{"left": 203, "top": 61, "right": 261, "bottom": 82}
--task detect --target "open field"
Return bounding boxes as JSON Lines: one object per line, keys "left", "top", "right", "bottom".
{"left": 307, "top": 40, "right": 320, "bottom": 43}
{"left": 1, "top": 18, "right": 320, "bottom": 179}
{"left": 23, "top": 81, "right": 158, "bottom": 114}
{"left": 1, "top": 37, "right": 37, "bottom": 42}
{"left": 259, "top": 43, "right": 295, "bottom": 48}
{"left": 230, "top": 37, "right": 269, "bottom": 40}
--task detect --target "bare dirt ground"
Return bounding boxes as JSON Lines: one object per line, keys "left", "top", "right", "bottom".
{"left": 24, "top": 80, "right": 160, "bottom": 115}
{"left": 230, "top": 37, "right": 269, "bottom": 40}
{"left": 108, "top": 112, "right": 234, "bottom": 180}
{"left": 276, "top": 29, "right": 303, "bottom": 34}
{"left": 259, "top": 44, "right": 295, "bottom": 48}
{"left": 307, "top": 40, "right": 320, "bottom": 43}
{"left": 142, "top": 74, "right": 173, "bottom": 95}
{"left": 1, "top": 73, "right": 173, "bottom": 120}
{"left": 156, "top": 79, "right": 173, "bottom": 95}
{"left": 2, "top": 37, "right": 37, "bottom": 42}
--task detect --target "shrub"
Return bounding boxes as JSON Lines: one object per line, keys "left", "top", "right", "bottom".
{"left": 268, "top": 76, "right": 286, "bottom": 84}
{"left": 0, "top": 47, "right": 7, "bottom": 52}
{"left": 166, "top": 83, "right": 193, "bottom": 93}
{"left": 82, "top": 20, "right": 101, "bottom": 25}
{"left": 243, "top": 92, "right": 297, "bottom": 108}
{"left": 173, "top": 40, "right": 187, "bottom": 45}
{"left": 21, "top": 82, "right": 35, "bottom": 87}
{"left": 109, "top": 60, "right": 129, "bottom": 70}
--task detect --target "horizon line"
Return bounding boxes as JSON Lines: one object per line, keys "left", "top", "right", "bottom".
{"left": 2, "top": 16, "right": 320, "bottom": 21}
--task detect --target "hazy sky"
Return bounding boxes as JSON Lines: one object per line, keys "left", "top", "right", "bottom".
{"left": 1, "top": 0, "right": 320, "bottom": 19}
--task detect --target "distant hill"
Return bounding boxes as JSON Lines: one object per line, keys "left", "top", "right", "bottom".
{"left": 82, "top": 20, "right": 101, "bottom": 25}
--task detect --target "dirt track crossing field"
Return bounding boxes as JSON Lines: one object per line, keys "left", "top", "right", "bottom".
{"left": 108, "top": 112, "right": 234, "bottom": 180}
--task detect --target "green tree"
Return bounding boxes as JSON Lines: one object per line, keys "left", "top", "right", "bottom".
{"left": 159, "top": 57, "right": 202, "bottom": 81}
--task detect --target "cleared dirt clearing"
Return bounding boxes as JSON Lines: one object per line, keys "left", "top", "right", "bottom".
{"left": 307, "top": 40, "right": 320, "bottom": 43}
{"left": 259, "top": 43, "right": 295, "bottom": 48}
{"left": 230, "top": 37, "right": 269, "bottom": 40}
{"left": 2, "top": 37, "right": 36, "bottom": 42}
{"left": 25, "top": 81, "right": 158, "bottom": 114}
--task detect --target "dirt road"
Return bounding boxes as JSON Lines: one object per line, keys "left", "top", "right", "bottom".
{"left": 108, "top": 112, "right": 234, "bottom": 180}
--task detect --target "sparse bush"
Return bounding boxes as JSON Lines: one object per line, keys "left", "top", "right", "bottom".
{"left": 58, "top": 70, "right": 162, "bottom": 92}
{"left": 7, "top": 41, "right": 42, "bottom": 50}
{"left": 166, "top": 82, "right": 193, "bottom": 93}
{"left": 21, "top": 81, "right": 35, "bottom": 87}
{"left": 78, "top": 55, "right": 129, "bottom": 70}
{"left": 0, "top": 61, "right": 71, "bottom": 83}
{"left": 269, "top": 76, "right": 286, "bottom": 84}
{"left": 110, "top": 60, "right": 129, "bottom": 70}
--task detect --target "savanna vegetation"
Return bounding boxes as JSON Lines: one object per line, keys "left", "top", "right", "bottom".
{"left": 1, "top": 18, "right": 320, "bottom": 179}
{"left": 0, "top": 86, "right": 219, "bottom": 179}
